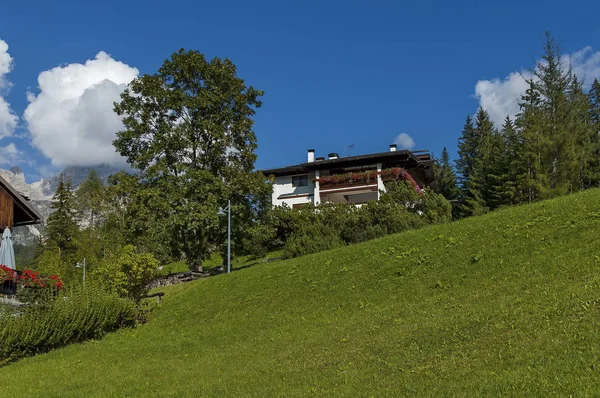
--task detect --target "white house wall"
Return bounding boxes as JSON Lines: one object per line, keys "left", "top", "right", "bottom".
{"left": 272, "top": 173, "right": 316, "bottom": 207}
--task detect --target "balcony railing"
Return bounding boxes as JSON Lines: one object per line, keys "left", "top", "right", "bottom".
{"left": 317, "top": 167, "right": 420, "bottom": 191}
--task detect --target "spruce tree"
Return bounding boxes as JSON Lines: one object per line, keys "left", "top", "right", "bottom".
{"left": 76, "top": 170, "right": 106, "bottom": 229}
{"left": 45, "top": 173, "right": 80, "bottom": 272}
{"left": 587, "top": 78, "right": 600, "bottom": 186}
{"left": 433, "top": 147, "right": 459, "bottom": 217}
{"left": 516, "top": 78, "right": 547, "bottom": 202}
{"left": 460, "top": 109, "right": 497, "bottom": 216}
{"left": 456, "top": 116, "right": 480, "bottom": 217}
{"left": 531, "top": 32, "right": 575, "bottom": 195}
{"left": 500, "top": 116, "right": 528, "bottom": 205}
{"left": 566, "top": 75, "right": 593, "bottom": 190}
{"left": 487, "top": 126, "right": 508, "bottom": 209}
{"left": 456, "top": 115, "right": 477, "bottom": 186}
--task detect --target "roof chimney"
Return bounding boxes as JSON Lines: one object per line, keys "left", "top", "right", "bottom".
{"left": 328, "top": 152, "right": 339, "bottom": 160}
{"left": 389, "top": 144, "right": 397, "bottom": 152}
{"left": 316, "top": 157, "right": 325, "bottom": 162}
{"left": 307, "top": 149, "right": 315, "bottom": 163}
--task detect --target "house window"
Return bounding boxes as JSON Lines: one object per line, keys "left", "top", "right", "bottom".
{"left": 292, "top": 175, "right": 308, "bottom": 187}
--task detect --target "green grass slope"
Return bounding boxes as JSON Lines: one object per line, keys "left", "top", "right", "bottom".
{"left": 4, "top": 190, "right": 600, "bottom": 397}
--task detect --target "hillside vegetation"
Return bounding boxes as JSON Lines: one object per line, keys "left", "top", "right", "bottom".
{"left": 3, "top": 190, "right": 600, "bottom": 397}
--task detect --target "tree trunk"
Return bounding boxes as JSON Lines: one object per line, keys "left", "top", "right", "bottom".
{"left": 189, "top": 258, "right": 202, "bottom": 273}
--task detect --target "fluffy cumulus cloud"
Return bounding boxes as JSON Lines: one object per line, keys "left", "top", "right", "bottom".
{"left": 474, "top": 47, "right": 600, "bottom": 128}
{"left": 24, "top": 51, "right": 139, "bottom": 166}
{"left": 0, "top": 143, "right": 23, "bottom": 166}
{"left": 0, "top": 39, "right": 18, "bottom": 139}
{"left": 393, "top": 133, "right": 415, "bottom": 150}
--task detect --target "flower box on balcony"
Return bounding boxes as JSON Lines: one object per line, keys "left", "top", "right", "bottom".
{"left": 316, "top": 167, "right": 421, "bottom": 193}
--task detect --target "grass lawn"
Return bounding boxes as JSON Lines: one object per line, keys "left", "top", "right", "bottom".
{"left": 157, "top": 250, "right": 284, "bottom": 276}
{"left": 3, "top": 190, "right": 600, "bottom": 396}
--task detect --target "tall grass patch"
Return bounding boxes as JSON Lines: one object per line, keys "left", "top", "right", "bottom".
{"left": 0, "top": 287, "right": 135, "bottom": 365}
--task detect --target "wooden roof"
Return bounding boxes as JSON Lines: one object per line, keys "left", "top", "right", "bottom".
{"left": 0, "top": 174, "right": 43, "bottom": 227}
{"left": 260, "top": 149, "right": 435, "bottom": 186}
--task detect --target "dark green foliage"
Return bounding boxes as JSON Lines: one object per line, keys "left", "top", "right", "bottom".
{"left": 283, "top": 223, "right": 344, "bottom": 259}
{"left": 433, "top": 147, "right": 459, "bottom": 216}
{"left": 76, "top": 170, "right": 105, "bottom": 229}
{"left": 456, "top": 115, "right": 477, "bottom": 188}
{"left": 456, "top": 33, "right": 600, "bottom": 214}
{"left": 457, "top": 109, "right": 497, "bottom": 216}
{"left": 0, "top": 287, "right": 134, "bottom": 366}
{"left": 256, "top": 181, "right": 451, "bottom": 258}
{"left": 43, "top": 174, "right": 79, "bottom": 279}
{"left": 113, "top": 49, "right": 268, "bottom": 271}
{"left": 586, "top": 78, "right": 600, "bottom": 187}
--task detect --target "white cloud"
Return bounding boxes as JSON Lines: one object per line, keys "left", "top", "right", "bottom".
{"left": 0, "top": 39, "right": 18, "bottom": 139}
{"left": 474, "top": 46, "right": 600, "bottom": 128}
{"left": 0, "top": 143, "right": 23, "bottom": 166}
{"left": 393, "top": 133, "right": 415, "bottom": 150}
{"left": 24, "top": 51, "right": 139, "bottom": 166}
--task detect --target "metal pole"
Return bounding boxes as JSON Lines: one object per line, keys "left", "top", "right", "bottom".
{"left": 227, "top": 199, "right": 231, "bottom": 274}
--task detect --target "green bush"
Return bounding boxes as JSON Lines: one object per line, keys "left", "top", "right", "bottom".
{"left": 95, "top": 245, "right": 159, "bottom": 303}
{"left": 0, "top": 287, "right": 134, "bottom": 366}
{"left": 249, "top": 182, "right": 453, "bottom": 259}
{"left": 283, "top": 223, "right": 344, "bottom": 259}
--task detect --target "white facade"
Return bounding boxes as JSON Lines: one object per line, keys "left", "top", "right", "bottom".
{"left": 271, "top": 172, "right": 317, "bottom": 208}
{"left": 265, "top": 145, "right": 433, "bottom": 209}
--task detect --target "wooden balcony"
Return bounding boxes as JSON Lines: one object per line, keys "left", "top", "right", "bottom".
{"left": 317, "top": 167, "right": 418, "bottom": 192}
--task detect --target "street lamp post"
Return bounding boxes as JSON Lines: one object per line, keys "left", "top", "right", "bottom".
{"left": 218, "top": 200, "right": 231, "bottom": 274}
{"left": 76, "top": 257, "right": 86, "bottom": 287}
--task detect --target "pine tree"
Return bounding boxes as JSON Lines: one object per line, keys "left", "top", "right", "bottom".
{"left": 433, "top": 147, "right": 459, "bottom": 217}
{"left": 456, "top": 115, "right": 477, "bottom": 187}
{"left": 500, "top": 116, "right": 528, "bottom": 205}
{"left": 460, "top": 109, "right": 497, "bottom": 216}
{"left": 587, "top": 78, "right": 600, "bottom": 187}
{"left": 566, "top": 75, "right": 593, "bottom": 190}
{"left": 531, "top": 32, "right": 575, "bottom": 195}
{"left": 516, "top": 78, "right": 547, "bottom": 202}
{"left": 487, "top": 126, "right": 508, "bottom": 209}
{"left": 456, "top": 115, "right": 481, "bottom": 217}
{"left": 76, "top": 170, "right": 106, "bottom": 229}
{"left": 45, "top": 173, "right": 80, "bottom": 271}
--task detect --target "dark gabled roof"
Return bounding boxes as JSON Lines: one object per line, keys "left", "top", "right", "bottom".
{"left": 0, "top": 174, "right": 43, "bottom": 226}
{"left": 260, "top": 149, "right": 434, "bottom": 177}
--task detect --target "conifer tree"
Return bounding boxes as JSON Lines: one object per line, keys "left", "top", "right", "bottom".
{"left": 516, "top": 78, "right": 547, "bottom": 202}
{"left": 45, "top": 173, "right": 80, "bottom": 272}
{"left": 587, "top": 78, "right": 600, "bottom": 187}
{"left": 566, "top": 75, "right": 594, "bottom": 190}
{"left": 456, "top": 116, "right": 482, "bottom": 216}
{"left": 500, "top": 116, "right": 528, "bottom": 205}
{"left": 433, "top": 147, "right": 459, "bottom": 217}
{"left": 531, "top": 32, "right": 575, "bottom": 195}
{"left": 456, "top": 115, "right": 477, "bottom": 187}
{"left": 459, "top": 109, "right": 497, "bottom": 216}
{"left": 76, "top": 169, "right": 106, "bottom": 229}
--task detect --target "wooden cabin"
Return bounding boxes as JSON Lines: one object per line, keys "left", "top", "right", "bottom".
{"left": 0, "top": 174, "right": 43, "bottom": 232}
{"left": 0, "top": 174, "right": 42, "bottom": 296}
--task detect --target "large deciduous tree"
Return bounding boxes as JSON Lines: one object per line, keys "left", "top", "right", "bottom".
{"left": 113, "top": 49, "right": 268, "bottom": 271}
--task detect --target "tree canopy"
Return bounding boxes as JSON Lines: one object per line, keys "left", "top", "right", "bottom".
{"left": 113, "top": 49, "right": 269, "bottom": 271}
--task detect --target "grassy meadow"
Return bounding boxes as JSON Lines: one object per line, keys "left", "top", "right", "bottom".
{"left": 3, "top": 189, "right": 600, "bottom": 396}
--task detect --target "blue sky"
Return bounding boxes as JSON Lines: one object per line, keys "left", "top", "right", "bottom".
{"left": 1, "top": 0, "right": 599, "bottom": 182}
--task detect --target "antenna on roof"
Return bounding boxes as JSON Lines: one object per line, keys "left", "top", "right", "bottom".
{"left": 346, "top": 143, "right": 355, "bottom": 157}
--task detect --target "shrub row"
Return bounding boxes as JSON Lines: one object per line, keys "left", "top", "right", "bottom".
{"left": 0, "top": 287, "right": 135, "bottom": 366}
{"left": 245, "top": 181, "right": 452, "bottom": 258}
